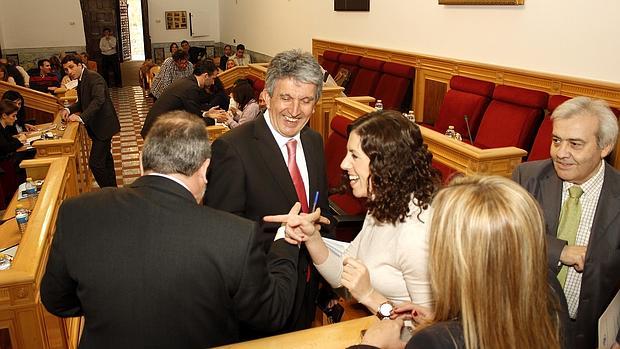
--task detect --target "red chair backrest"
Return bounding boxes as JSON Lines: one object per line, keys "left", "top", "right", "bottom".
{"left": 245, "top": 76, "right": 265, "bottom": 100}
{"left": 373, "top": 62, "right": 415, "bottom": 111}
{"left": 528, "top": 95, "right": 571, "bottom": 161}
{"left": 325, "top": 115, "right": 367, "bottom": 215}
{"left": 337, "top": 53, "right": 362, "bottom": 95}
{"left": 348, "top": 57, "right": 384, "bottom": 97}
{"left": 434, "top": 76, "right": 495, "bottom": 140}
{"left": 474, "top": 85, "right": 548, "bottom": 151}
{"left": 321, "top": 50, "right": 341, "bottom": 77}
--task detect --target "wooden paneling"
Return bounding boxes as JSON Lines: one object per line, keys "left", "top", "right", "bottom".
{"left": 422, "top": 78, "right": 448, "bottom": 125}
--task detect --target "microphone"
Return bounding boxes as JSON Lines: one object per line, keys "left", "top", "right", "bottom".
{"left": 463, "top": 115, "right": 473, "bottom": 144}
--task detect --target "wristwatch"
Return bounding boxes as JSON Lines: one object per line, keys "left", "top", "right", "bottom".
{"left": 376, "top": 301, "right": 394, "bottom": 320}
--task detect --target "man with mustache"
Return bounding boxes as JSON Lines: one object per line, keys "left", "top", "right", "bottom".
{"left": 513, "top": 96, "right": 620, "bottom": 349}
{"left": 205, "top": 49, "right": 332, "bottom": 337}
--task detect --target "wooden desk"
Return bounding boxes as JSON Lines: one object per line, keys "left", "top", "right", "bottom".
{"left": 332, "top": 97, "right": 526, "bottom": 177}
{"left": 217, "top": 316, "right": 378, "bottom": 349}
{"left": 0, "top": 157, "right": 80, "bottom": 349}
{"left": 30, "top": 114, "right": 91, "bottom": 193}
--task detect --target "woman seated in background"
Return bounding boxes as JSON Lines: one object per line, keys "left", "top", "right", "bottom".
{"left": 0, "top": 100, "right": 28, "bottom": 202}
{"left": 266, "top": 110, "right": 441, "bottom": 314}
{"left": 0, "top": 64, "right": 16, "bottom": 85}
{"left": 225, "top": 59, "right": 236, "bottom": 70}
{"left": 169, "top": 42, "right": 179, "bottom": 56}
{"left": 355, "top": 175, "right": 571, "bottom": 349}
{"left": 1, "top": 90, "right": 37, "bottom": 133}
{"left": 212, "top": 79, "right": 260, "bottom": 129}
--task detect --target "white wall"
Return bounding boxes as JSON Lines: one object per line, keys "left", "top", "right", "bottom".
{"left": 148, "top": 0, "right": 219, "bottom": 44}
{"left": 219, "top": 0, "right": 620, "bottom": 84}
{"left": 0, "top": 0, "right": 86, "bottom": 49}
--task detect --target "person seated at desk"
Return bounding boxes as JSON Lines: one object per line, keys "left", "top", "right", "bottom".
{"left": 0, "top": 100, "right": 33, "bottom": 204}
{"left": 29, "top": 59, "right": 60, "bottom": 93}
{"left": 0, "top": 64, "right": 16, "bottom": 85}
{"left": 210, "top": 79, "right": 259, "bottom": 129}
{"left": 1, "top": 91, "right": 37, "bottom": 134}
{"left": 353, "top": 176, "right": 572, "bottom": 349}
{"left": 266, "top": 110, "right": 441, "bottom": 314}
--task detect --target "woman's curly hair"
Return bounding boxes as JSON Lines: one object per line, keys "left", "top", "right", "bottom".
{"left": 347, "top": 110, "right": 441, "bottom": 224}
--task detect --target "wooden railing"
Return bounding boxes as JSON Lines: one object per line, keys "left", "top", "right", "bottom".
{"left": 216, "top": 316, "right": 377, "bottom": 349}
{"left": 334, "top": 97, "right": 527, "bottom": 177}
{"left": 312, "top": 38, "right": 620, "bottom": 169}
{"left": 0, "top": 81, "right": 59, "bottom": 117}
{"left": 31, "top": 114, "right": 92, "bottom": 193}
{"left": 0, "top": 157, "right": 79, "bottom": 349}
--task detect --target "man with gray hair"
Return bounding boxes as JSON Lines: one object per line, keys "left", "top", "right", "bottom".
{"left": 206, "top": 50, "right": 333, "bottom": 335}
{"left": 41, "top": 111, "right": 302, "bottom": 348}
{"left": 513, "top": 96, "right": 620, "bottom": 349}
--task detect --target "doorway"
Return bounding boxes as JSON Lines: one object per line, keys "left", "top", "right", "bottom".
{"left": 127, "top": 0, "right": 145, "bottom": 60}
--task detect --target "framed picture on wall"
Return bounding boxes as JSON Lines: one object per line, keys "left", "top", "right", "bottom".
{"left": 165, "top": 11, "right": 188, "bottom": 30}
{"left": 334, "top": 0, "right": 370, "bottom": 11}
{"left": 6, "top": 54, "right": 19, "bottom": 66}
{"left": 439, "top": 0, "right": 523, "bottom": 4}
{"left": 153, "top": 48, "right": 165, "bottom": 64}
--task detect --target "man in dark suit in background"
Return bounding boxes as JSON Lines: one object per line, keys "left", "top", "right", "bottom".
{"left": 60, "top": 54, "right": 120, "bottom": 188}
{"left": 41, "top": 112, "right": 302, "bottom": 348}
{"left": 140, "top": 60, "right": 219, "bottom": 139}
{"left": 205, "top": 50, "right": 332, "bottom": 334}
{"left": 513, "top": 96, "right": 620, "bottom": 349}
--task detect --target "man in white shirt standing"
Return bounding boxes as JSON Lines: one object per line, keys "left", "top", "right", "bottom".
{"left": 99, "top": 28, "right": 120, "bottom": 87}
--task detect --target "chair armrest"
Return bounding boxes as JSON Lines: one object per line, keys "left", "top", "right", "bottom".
{"left": 348, "top": 96, "right": 376, "bottom": 105}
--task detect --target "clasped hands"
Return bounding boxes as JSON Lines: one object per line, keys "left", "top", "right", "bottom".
{"left": 263, "top": 202, "right": 329, "bottom": 245}
{"left": 203, "top": 106, "right": 230, "bottom": 123}
{"left": 59, "top": 108, "right": 81, "bottom": 123}
{"left": 359, "top": 302, "right": 433, "bottom": 349}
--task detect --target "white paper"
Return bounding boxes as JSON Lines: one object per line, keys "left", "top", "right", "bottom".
{"left": 599, "top": 288, "right": 620, "bottom": 349}
{"left": 322, "top": 237, "right": 350, "bottom": 258}
{"left": 64, "top": 79, "right": 78, "bottom": 90}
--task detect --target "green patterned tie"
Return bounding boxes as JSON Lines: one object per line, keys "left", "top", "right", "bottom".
{"left": 556, "top": 186, "right": 583, "bottom": 287}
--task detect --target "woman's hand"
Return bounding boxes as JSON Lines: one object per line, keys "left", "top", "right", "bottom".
{"left": 341, "top": 257, "right": 374, "bottom": 304}
{"left": 25, "top": 124, "right": 37, "bottom": 132}
{"left": 359, "top": 318, "right": 406, "bottom": 349}
{"left": 15, "top": 134, "right": 27, "bottom": 143}
{"left": 392, "top": 302, "right": 433, "bottom": 325}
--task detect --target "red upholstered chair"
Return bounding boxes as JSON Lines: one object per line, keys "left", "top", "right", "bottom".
{"left": 337, "top": 53, "right": 362, "bottom": 95}
{"left": 527, "top": 95, "right": 571, "bottom": 161}
{"left": 373, "top": 62, "right": 415, "bottom": 111}
{"left": 325, "top": 115, "right": 367, "bottom": 241}
{"left": 321, "top": 50, "right": 341, "bottom": 78}
{"left": 245, "top": 75, "right": 265, "bottom": 100}
{"left": 430, "top": 76, "right": 495, "bottom": 141}
{"left": 474, "top": 85, "right": 548, "bottom": 151}
{"left": 348, "top": 57, "right": 384, "bottom": 97}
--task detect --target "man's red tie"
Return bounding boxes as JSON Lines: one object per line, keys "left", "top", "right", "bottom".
{"left": 286, "top": 139, "right": 309, "bottom": 213}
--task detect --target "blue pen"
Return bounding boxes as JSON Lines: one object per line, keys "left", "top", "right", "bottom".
{"left": 311, "top": 191, "right": 320, "bottom": 212}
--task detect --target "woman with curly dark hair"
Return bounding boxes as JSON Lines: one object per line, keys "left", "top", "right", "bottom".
{"left": 266, "top": 109, "right": 441, "bottom": 314}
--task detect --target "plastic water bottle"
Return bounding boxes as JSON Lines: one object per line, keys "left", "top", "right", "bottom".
{"left": 445, "top": 125, "right": 456, "bottom": 138}
{"left": 408, "top": 110, "right": 416, "bottom": 122}
{"left": 24, "top": 178, "right": 37, "bottom": 196}
{"left": 375, "top": 100, "right": 383, "bottom": 111}
{"left": 15, "top": 204, "right": 29, "bottom": 234}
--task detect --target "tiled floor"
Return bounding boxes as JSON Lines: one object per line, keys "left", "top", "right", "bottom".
{"left": 109, "top": 86, "right": 152, "bottom": 186}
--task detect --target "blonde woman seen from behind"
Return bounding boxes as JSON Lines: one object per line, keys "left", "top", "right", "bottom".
{"left": 354, "top": 175, "right": 571, "bottom": 349}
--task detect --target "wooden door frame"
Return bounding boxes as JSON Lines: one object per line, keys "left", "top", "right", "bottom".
{"left": 141, "top": 0, "right": 152, "bottom": 59}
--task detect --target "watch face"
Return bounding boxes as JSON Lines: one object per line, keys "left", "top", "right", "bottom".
{"left": 379, "top": 302, "right": 393, "bottom": 317}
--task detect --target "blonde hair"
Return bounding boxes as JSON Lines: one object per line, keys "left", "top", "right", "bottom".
{"left": 427, "top": 175, "right": 561, "bottom": 349}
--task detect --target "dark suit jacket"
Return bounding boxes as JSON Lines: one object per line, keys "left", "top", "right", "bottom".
{"left": 141, "top": 75, "right": 209, "bottom": 138}
{"left": 68, "top": 68, "right": 120, "bottom": 141}
{"left": 513, "top": 159, "right": 620, "bottom": 349}
{"left": 205, "top": 114, "right": 332, "bottom": 333}
{"left": 41, "top": 175, "right": 299, "bottom": 348}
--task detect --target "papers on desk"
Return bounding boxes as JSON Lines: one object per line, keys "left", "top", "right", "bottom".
{"left": 64, "top": 79, "right": 78, "bottom": 90}
{"left": 599, "top": 288, "right": 620, "bottom": 349}
{"left": 323, "top": 237, "right": 350, "bottom": 258}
